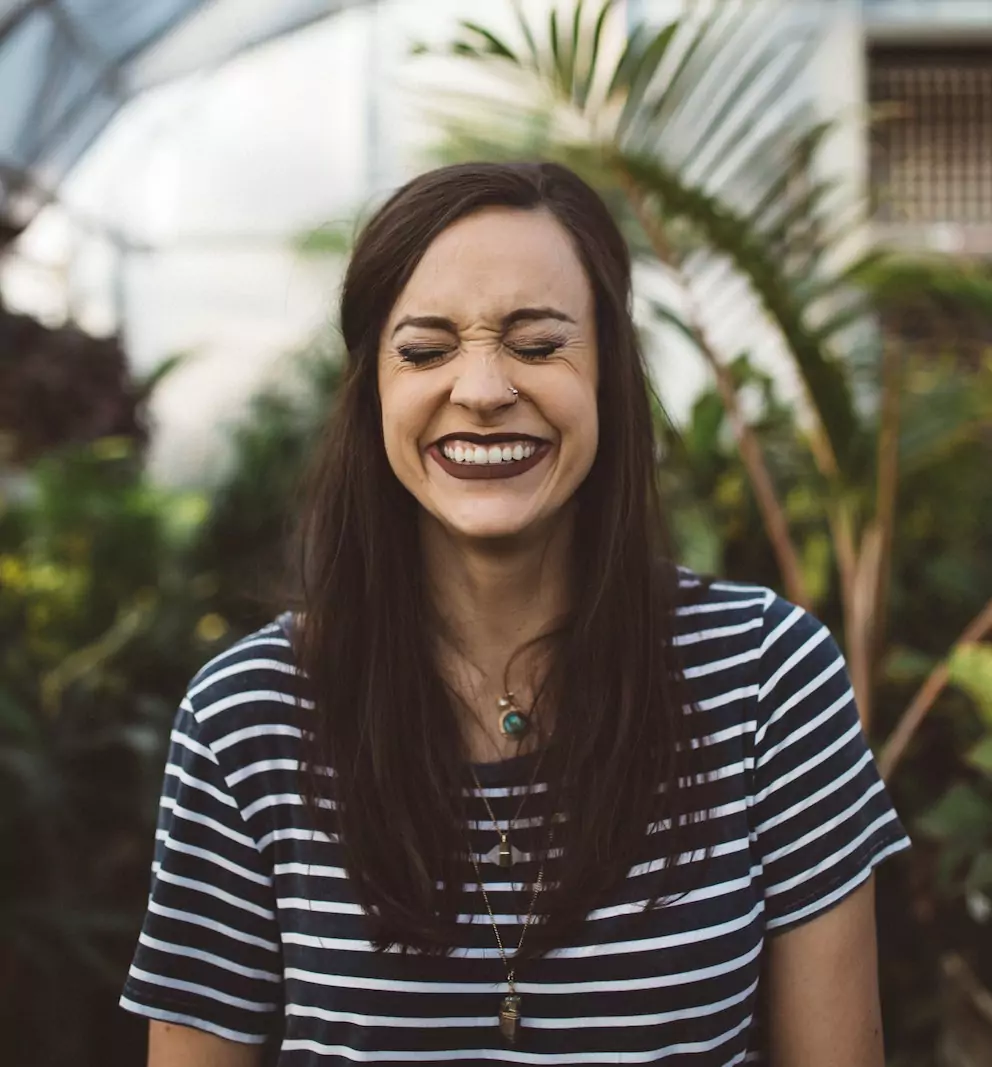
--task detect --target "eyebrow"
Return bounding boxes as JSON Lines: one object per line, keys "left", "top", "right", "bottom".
{"left": 391, "top": 306, "right": 576, "bottom": 338}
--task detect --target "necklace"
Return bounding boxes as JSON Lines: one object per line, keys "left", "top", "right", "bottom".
{"left": 468, "top": 830, "right": 550, "bottom": 1044}
{"left": 497, "top": 692, "right": 531, "bottom": 740}
{"left": 469, "top": 751, "right": 546, "bottom": 868}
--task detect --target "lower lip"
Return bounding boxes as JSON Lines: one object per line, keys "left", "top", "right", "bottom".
{"left": 429, "top": 443, "right": 550, "bottom": 480}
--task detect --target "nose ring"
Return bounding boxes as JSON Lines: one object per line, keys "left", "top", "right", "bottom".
{"left": 508, "top": 386, "right": 519, "bottom": 399}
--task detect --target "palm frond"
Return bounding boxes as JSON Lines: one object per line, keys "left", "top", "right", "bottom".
{"left": 459, "top": 21, "right": 520, "bottom": 63}
{"left": 618, "top": 150, "right": 857, "bottom": 465}
{"left": 574, "top": 0, "right": 614, "bottom": 108}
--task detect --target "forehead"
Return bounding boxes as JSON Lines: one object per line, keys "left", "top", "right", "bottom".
{"left": 387, "top": 207, "right": 593, "bottom": 323}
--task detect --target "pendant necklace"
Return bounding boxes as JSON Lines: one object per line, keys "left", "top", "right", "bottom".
{"left": 474, "top": 775, "right": 533, "bottom": 868}
{"left": 467, "top": 826, "right": 551, "bottom": 1044}
{"left": 471, "top": 692, "right": 541, "bottom": 868}
{"left": 497, "top": 692, "right": 531, "bottom": 741}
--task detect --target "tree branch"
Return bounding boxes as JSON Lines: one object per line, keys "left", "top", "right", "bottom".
{"left": 879, "top": 597, "right": 992, "bottom": 781}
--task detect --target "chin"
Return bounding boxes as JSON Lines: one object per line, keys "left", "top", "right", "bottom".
{"left": 442, "top": 499, "right": 576, "bottom": 546}
{"left": 445, "top": 518, "right": 535, "bottom": 544}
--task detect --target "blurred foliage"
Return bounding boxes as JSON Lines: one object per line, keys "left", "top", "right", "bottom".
{"left": 0, "top": 309, "right": 157, "bottom": 464}
{"left": 0, "top": 325, "right": 339, "bottom": 1066}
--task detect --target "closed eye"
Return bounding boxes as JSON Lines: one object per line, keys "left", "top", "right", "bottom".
{"left": 397, "top": 345, "right": 450, "bottom": 366}
{"left": 509, "top": 340, "right": 562, "bottom": 360}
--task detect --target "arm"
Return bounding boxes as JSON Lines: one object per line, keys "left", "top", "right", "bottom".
{"left": 767, "top": 876, "right": 884, "bottom": 1067}
{"left": 149, "top": 1021, "right": 266, "bottom": 1067}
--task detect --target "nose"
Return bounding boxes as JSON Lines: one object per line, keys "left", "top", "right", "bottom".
{"left": 448, "top": 351, "right": 516, "bottom": 416}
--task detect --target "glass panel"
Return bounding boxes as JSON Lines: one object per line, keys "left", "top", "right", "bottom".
{"left": 0, "top": 1, "right": 30, "bottom": 26}
{"left": 0, "top": 9, "right": 54, "bottom": 165}
{"left": 128, "top": 0, "right": 357, "bottom": 91}
{"left": 58, "top": 0, "right": 202, "bottom": 59}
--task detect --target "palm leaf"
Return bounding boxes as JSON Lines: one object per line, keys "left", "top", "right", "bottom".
{"left": 614, "top": 22, "right": 681, "bottom": 140}
{"left": 459, "top": 21, "right": 520, "bottom": 63}
{"left": 618, "top": 150, "right": 858, "bottom": 465}
{"left": 574, "top": 0, "right": 614, "bottom": 108}
{"left": 509, "top": 0, "right": 541, "bottom": 73}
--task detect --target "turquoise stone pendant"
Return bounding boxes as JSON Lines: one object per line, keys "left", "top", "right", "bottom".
{"left": 497, "top": 695, "right": 530, "bottom": 739}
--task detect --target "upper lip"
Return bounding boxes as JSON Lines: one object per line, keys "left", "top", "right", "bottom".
{"left": 432, "top": 432, "right": 547, "bottom": 447}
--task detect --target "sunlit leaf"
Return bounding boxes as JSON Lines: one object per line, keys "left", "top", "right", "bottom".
{"left": 917, "top": 784, "right": 992, "bottom": 844}
{"left": 966, "top": 850, "right": 992, "bottom": 892}
{"left": 967, "top": 737, "right": 992, "bottom": 778}
{"left": 948, "top": 643, "right": 992, "bottom": 726}
{"left": 882, "top": 645, "right": 938, "bottom": 685}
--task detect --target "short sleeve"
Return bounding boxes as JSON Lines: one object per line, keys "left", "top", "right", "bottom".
{"left": 120, "top": 696, "right": 282, "bottom": 1044}
{"left": 751, "top": 593, "right": 911, "bottom": 934}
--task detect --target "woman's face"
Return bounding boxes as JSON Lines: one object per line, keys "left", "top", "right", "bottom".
{"left": 378, "top": 206, "right": 599, "bottom": 544}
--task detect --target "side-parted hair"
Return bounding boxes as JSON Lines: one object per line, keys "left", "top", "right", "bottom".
{"left": 291, "top": 161, "right": 706, "bottom": 956}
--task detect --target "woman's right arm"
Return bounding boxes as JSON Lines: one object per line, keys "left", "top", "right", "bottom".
{"left": 148, "top": 1021, "right": 266, "bottom": 1067}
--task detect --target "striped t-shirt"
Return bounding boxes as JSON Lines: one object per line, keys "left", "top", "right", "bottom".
{"left": 121, "top": 576, "right": 910, "bottom": 1064}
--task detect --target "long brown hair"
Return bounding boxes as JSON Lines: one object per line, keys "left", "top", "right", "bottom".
{"left": 292, "top": 161, "right": 705, "bottom": 956}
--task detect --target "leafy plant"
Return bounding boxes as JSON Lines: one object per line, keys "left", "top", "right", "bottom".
{"left": 0, "top": 336, "right": 341, "bottom": 1066}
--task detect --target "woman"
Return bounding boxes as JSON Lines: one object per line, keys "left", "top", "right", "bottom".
{"left": 122, "top": 162, "right": 910, "bottom": 1066}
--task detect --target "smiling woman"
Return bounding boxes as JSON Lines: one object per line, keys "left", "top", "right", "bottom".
{"left": 379, "top": 206, "right": 598, "bottom": 544}
{"left": 120, "top": 162, "right": 910, "bottom": 1066}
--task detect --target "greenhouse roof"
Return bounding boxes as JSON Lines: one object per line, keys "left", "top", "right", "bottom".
{"left": 0, "top": 0, "right": 370, "bottom": 245}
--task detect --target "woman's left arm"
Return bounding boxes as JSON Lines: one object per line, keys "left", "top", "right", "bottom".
{"left": 767, "top": 876, "right": 884, "bottom": 1067}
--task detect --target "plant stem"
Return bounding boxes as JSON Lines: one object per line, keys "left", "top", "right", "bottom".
{"left": 617, "top": 172, "right": 811, "bottom": 611}
{"left": 879, "top": 596, "right": 992, "bottom": 781}
{"left": 873, "top": 338, "right": 903, "bottom": 664}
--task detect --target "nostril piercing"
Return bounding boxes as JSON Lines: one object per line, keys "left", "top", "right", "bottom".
{"left": 508, "top": 386, "right": 519, "bottom": 398}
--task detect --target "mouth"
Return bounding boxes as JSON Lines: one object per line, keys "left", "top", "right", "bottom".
{"left": 428, "top": 433, "right": 551, "bottom": 481}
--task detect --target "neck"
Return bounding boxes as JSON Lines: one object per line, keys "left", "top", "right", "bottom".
{"left": 421, "top": 513, "right": 574, "bottom": 758}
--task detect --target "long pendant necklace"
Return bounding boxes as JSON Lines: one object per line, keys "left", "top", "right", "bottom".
{"left": 467, "top": 827, "right": 550, "bottom": 1044}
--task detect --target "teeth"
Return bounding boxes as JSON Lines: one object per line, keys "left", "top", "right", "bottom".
{"left": 440, "top": 440, "right": 538, "bottom": 465}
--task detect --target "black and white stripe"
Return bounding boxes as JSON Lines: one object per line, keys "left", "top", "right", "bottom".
{"left": 121, "top": 577, "right": 909, "bottom": 1064}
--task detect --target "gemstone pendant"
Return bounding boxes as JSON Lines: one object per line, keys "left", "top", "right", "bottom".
{"left": 499, "top": 993, "right": 522, "bottom": 1043}
{"left": 498, "top": 696, "right": 531, "bottom": 739}
{"left": 498, "top": 836, "right": 513, "bottom": 868}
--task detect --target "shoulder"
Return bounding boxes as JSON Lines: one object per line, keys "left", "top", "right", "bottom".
{"left": 182, "top": 611, "right": 307, "bottom": 760}
{"left": 674, "top": 570, "right": 846, "bottom": 710}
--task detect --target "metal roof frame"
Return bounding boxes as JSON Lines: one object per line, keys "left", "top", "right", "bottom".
{"left": 0, "top": 0, "right": 375, "bottom": 247}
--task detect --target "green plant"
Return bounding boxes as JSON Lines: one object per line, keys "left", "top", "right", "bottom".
{"left": 0, "top": 336, "right": 342, "bottom": 1065}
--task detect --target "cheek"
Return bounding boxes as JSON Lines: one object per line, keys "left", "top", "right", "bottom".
{"left": 377, "top": 380, "right": 407, "bottom": 468}
{"left": 378, "top": 376, "right": 430, "bottom": 475}
{"left": 558, "top": 381, "right": 599, "bottom": 452}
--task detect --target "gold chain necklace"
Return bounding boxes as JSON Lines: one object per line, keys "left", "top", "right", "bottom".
{"left": 467, "top": 825, "right": 551, "bottom": 1044}
{"left": 470, "top": 755, "right": 544, "bottom": 868}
